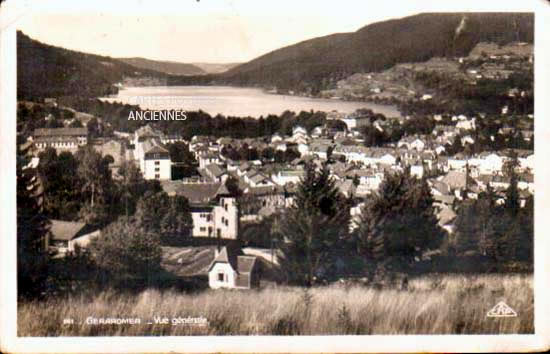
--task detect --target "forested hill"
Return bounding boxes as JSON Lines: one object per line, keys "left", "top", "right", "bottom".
{"left": 17, "top": 31, "right": 168, "bottom": 100}
{"left": 208, "top": 13, "right": 533, "bottom": 93}
{"left": 17, "top": 13, "right": 534, "bottom": 99}
{"left": 118, "top": 57, "right": 206, "bottom": 76}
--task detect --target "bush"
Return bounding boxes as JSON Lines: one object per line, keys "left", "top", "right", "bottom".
{"left": 89, "top": 218, "right": 162, "bottom": 282}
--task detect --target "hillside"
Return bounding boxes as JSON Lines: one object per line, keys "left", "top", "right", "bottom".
{"left": 118, "top": 57, "right": 206, "bottom": 76}
{"left": 17, "top": 13, "right": 534, "bottom": 99}
{"left": 192, "top": 62, "right": 243, "bottom": 74}
{"left": 218, "top": 13, "right": 533, "bottom": 93}
{"left": 17, "top": 31, "right": 168, "bottom": 100}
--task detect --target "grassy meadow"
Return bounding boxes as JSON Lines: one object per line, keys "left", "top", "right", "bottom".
{"left": 18, "top": 273, "right": 533, "bottom": 336}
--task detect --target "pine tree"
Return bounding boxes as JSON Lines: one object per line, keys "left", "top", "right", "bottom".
{"left": 75, "top": 146, "right": 112, "bottom": 208}
{"left": 357, "top": 168, "right": 443, "bottom": 272}
{"left": 503, "top": 150, "right": 520, "bottom": 215}
{"left": 17, "top": 146, "right": 49, "bottom": 298}
{"left": 277, "top": 163, "right": 350, "bottom": 286}
{"left": 454, "top": 201, "right": 480, "bottom": 255}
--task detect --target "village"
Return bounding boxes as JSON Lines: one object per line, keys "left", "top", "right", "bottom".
{"left": 19, "top": 92, "right": 534, "bottom": 289}
{"left": 10, "top": 9, "right": 540, "bottom": 341}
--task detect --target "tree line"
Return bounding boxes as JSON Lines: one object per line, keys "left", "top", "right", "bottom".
{"left": 55, "top": 97, "right": 328, "bottom": 140}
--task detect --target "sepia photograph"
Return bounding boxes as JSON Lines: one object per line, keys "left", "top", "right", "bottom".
{"left": 1, "top": 0, "right": 549, "bottom": 352}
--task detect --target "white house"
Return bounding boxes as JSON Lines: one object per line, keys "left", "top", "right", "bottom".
{"left": 141, "top": 139, "right": 171, "bottom": 180}
{"left": 208, "top": 244, "right": 260, "bottom": 289}
{"left": 133, "top": 125, "right": 172, "bottom": 180}
{"left": 410, "top": 164, "right": 424, "bottom": 179}
{"left": 481, "top": 153, "right": 505, "bottom": 174}
{"left": 272, "top": 169, "right": 305, "bottom": 186}
{"left": 162, "top": 181, "right": 239, "bottom": 239}
{"left": 199, "top": 153, "right": 221, "bottom": 169}
{"left": 275, "top": 143, "right": 287, "bottom": 152}
{"left": 297, "top": 143, "right": 309, "bottom": 156}
{"left": 447, "top": 154, "right": 468, "bottom": 171}
{"left": 291, "top": 126, "right": 308, "bottom": 143}
{"left": 461, "top": 135, "right": 475, "bottom": 146}
{"left": 456, "top": 118, "right": 476, "bottom": 131}
{"left": 398, "top": 136, "right": 426, "bottom": 151}
{"left": 271, "top": 133, "right": 283, "bottom": 144}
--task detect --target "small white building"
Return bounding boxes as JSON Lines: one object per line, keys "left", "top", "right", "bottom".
{"left": 271, "top": 133, "right": 283, "bottom": 143}
{"left": 208, "top": 245, "right": 260, "bottom": 289}
{"left": 272, "top": 169, "right": 305, "bottom": 186}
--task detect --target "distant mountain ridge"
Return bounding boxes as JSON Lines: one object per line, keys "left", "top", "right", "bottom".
{"left": 217, "top": 13, "right": 534, "bottom": 93}
{"left": 192, "top": 62, "right": 242, "bottom": 74}
{"left": 17, "top": 12, "right": 534, "bottom": 100}
{"left": 118, "top": 57, "right": 206, "bottom": 76}
{"left": 17, "top": 31, "right": 168, "bottom": 99}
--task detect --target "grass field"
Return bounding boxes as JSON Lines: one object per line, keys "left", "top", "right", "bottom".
{"left": 18, "top": 273, "right": 533, "bottom": 336}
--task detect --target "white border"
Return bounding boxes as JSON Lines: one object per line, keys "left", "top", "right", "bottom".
{"left": 1, "top": 0, "right": 549, "bottom": 352}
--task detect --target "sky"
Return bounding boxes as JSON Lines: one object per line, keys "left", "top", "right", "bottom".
{"left": 14, "top": 0, "right": 536, "bottom": 64}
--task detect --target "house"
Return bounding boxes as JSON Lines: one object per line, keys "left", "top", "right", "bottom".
{"left": 133, "top": 125, "right": 172, "bottom": 180}
{"left": 364, "top": 148, "right": 397, "bottom": 166}
{"left": 133, "top": 124, "right": 162, "bottom": 156}
{"left": 432, "top": 125, "right": 456, "bottom": 138}
{"left": 435, "top": 145, "right": 446, "bottom": 155}
{"left": 456, "top": 118, "right": 476, "bottom": 131}
{"left": 475, "top": 152, "right": 505, "bottom": 175}
{"left": 161, "top": 134, "right": 185, "bottom": 145}
{"left": 421, "top": 94, "right": 433, "bottom": 101}
{"left": 397, "top": 136, "right": 426, "bottom": 151}
{"left": 447, "top": 154, "right": 468, "bottom": 171}
{"left": 410, "top": 163, "right": 424, "bottom": 178}
{"left": 162, "top": 181, "right": 238, "bottom": 239}
{"left": 437, "top": 207, "right": 457, "bottom": 234}
{"left": 311, "top": 126, "right": 324, "bottom": 138}
{"left": 340, "top": 114, "right": 370, "bottom": 130}
{"left": 430, "top": 180, "right": 451, "bottom": 196}
{"left": 198, "top": 153, "right": 220, "bottom": 169}
{"left": 461, "top": 135, "right": 475, "bottom": 146}
{"left": 440, "top": 171, "right": 468, "bottom": 199}
{"left": 244, "top": 170, "right": 274, "bottom": 188}
{"left": 275, "top": 142, "right": 287, "bottom": 152}
{"left": 44, "top": 97, "right": 58, "bottom": 107}
{"left": 297, "top": 143, "right": 309, "bottom": 156}
{"left": 46, "top": 220, "right": 100, "bottom": 256}
{"left": 272, "top": 169, "right": 305, "bottom": 186}
{"left": 32, "top": 127, "right": 88, "bottom": 151}
{"left": 271, "top": 133, "right": 283, "bottom": 143}
{"left": 201, "top": 163, "right": 228, "bottom": 183}
{"left": 290, "top": 126, "right": 308, "bottom": 143}
{"left": 208, "top": 244, "right": 260, "bottom": 289}
{"left": 140, "top": 139, "right": 171, "bottom": 180}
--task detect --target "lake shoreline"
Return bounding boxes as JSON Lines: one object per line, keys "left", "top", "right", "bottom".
{"left": 101, "top": 85, "right": 402, "bottom": 119}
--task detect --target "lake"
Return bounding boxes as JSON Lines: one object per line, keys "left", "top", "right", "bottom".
{"left": 103, "top": 86, "right": 401, "bottom": 118}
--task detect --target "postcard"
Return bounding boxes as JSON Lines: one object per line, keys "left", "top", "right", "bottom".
{"left": 1, "top": 0, "right": 549, "bottom": 352}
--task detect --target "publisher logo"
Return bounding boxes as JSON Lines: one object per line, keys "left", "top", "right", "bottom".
{"left": 487, "top": 301, "right": 517, "bottom": 317}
